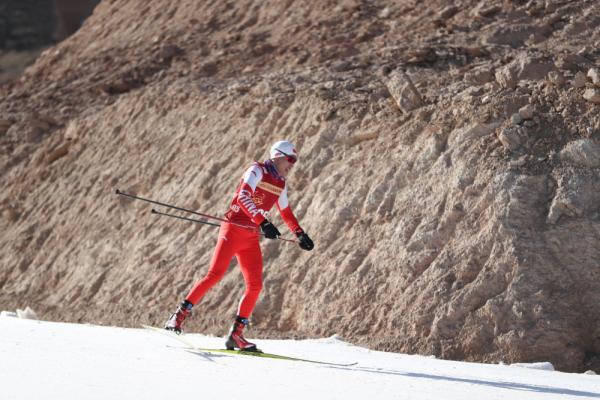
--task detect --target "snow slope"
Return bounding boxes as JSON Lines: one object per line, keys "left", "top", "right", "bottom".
{"left": 1, "top": 316, "right": 598, "bottom": 400}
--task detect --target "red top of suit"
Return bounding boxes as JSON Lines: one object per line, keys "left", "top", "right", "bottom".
{"left": 225, "top": 160, "right": 301, "bottom": 233}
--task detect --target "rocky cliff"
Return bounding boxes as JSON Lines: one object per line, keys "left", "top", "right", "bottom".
{"left": 1, "top": 0, "right": 599, "bottom": 372}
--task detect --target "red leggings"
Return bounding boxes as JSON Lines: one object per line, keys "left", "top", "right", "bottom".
{"left": 185, "top": 223, "right": 263, "bottom": 318}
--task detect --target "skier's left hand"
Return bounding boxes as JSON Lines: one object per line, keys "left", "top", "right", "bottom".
{"left": 296, "top": 230, "right": 314, "bottom": 251}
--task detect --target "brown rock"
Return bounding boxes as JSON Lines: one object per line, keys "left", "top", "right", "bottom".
{"left": 64, "top": 121, "right": 81, "bottom": 141}
{"left": 583, "top": 88, "right": 600, "bottom": 104}
{"left": 511, "top": 113, "right": 523, "bottom": 125}
{"left": 572, "top": 72, "right": 588, "bottom": 88}
{"left": 101, "top": 78, "right": 132, "bottom": 94}
{"left": 449, "top": 122, "right": 501, "bottom": 149}
{"left": 498, "top": 126, "right": 522, "bottom": 150}
{"left": 438, "top": 5, "right": 459, "bottom": 20}
{"left": 45, "top": 143, "right": 70, "bottom": 164}
{"left": 158, "top": 44, "right": 182, "bottom": 61}
{"left": 495, "top": 65, "right": 518, "bottom": 89}
{"left": 560, "top": 139, "right": 600, "bottom": 167}
{"left": 518, "top": 105, "right": 534, "bottom": 120}
{"left": 385, "top": 71, "right": 424, "bottom": 112}
{"left": 547, "top": 71, "right": 566, "bottom": 87}
{"left": 548, "top": 173, "right": 600, "bottom": 224}
{"left": 514, "top": 53, "right": 557, "bottom": 81}
{"left": 588, "top": 68, "right": 600, "bottom": 87}
{"left": 485, "top": 25, "right": 539, "bottom": 47}
{"left": 464, "top": 66, "right": 494, "bottom": 85}
{"left": 463, "top": 47, "right": 487, "bottom": 58}
{"left": 555, "top": 53, "right": 589, "bottom": 71}
{"left": 2, "top": 207, "right": 19, "bottom": 222}
{"left": 30, "top": 118, "right": 51, "bottom": 132}
{"left": 35, "top": 114, "right": 60, "bottom": 127}
{"left": 199, "top": 61, "right": 218, "bottom": 76}
{"left": 378, "top": 7, "right": 391, "bottom": 19}
{"left": 406, "top": 48, "right": 436, "bottom": 64}
{"left": 526, "top": 32, "right": 547, "bottom": 45}
{"left": 471, "top": 2, "right": 501, "bottom": 18}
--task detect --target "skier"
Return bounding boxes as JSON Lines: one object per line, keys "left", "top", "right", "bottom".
{"left": 164, "top": 140, "right": 314, "bottom": 351}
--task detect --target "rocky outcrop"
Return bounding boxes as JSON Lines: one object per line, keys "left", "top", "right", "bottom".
{"left": 0, "top": 0, "right": 599, "bottom": 373}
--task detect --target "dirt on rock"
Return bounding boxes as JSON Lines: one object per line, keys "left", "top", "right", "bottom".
{"left": 1, "top": 0, "right": 599, "bottom": 372}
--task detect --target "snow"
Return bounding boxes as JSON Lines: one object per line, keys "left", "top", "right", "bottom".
{"left": 510, "top": 362, "right": 556, "bottom": 371}
{"left": 1, "top": 315, "right": 598, "bottom": 400}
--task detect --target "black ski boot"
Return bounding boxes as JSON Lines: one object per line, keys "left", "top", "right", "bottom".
{"left": 225, "top": 316, "right": 258, "bottom": 352}
{"left": 164, "top": 300, "right": 193, "bottom": 334}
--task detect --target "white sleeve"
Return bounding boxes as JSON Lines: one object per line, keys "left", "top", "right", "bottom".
{"left": 241, "top": 165, "right": 263, "bottom": 192}
{"left": 277, "top": 184, "right": 289, "bottom": 209}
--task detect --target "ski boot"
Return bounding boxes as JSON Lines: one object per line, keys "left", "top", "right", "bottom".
{"left": 164, "top": 300, "right": 193, "bottom": 334}
{"left": 225, "top": 316, "right": 259, "bottom": 352}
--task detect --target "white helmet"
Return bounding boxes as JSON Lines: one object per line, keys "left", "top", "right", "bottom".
{"left": 269, "top": 140, "right": 298, "bottom": 160}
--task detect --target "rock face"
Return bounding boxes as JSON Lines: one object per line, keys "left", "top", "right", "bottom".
{"left": 0, "top": 0, "right": 599, "bottom": 373}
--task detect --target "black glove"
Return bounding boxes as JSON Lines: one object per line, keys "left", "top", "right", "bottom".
{"left": 260, "top": 220, "right": 281, "bottom": 239}
{"left": 296, "top": 230, "right": 314, "bottom": 251}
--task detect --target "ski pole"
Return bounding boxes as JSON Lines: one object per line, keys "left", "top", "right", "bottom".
{"left": 150, "top": 208, "right": 221, "bottom": 227}
{"left": 150, "top": 209, "right": 298, "bottom": 243}
{"left": 115, "top": 189, "right": 256, "bottom": 231}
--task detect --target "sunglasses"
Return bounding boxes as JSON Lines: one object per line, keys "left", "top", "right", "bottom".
{"left": 276, "top": 149, "right": 297, "bottom": 164}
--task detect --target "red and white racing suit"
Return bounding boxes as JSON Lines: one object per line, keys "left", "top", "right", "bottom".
{"left": 185, "top": 160, "right": 301, "bottom": 318}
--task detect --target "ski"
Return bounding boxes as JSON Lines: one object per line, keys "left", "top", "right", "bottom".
{"left": 142, "top": 325, "right": 214, "bottom": 361}
{"left": 142, "top": 325, "right": 357, "bottom": 367}
{"left": 186, "top": 347, "right": 358, "bottom": 367}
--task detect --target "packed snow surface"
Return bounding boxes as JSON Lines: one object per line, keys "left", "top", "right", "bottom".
{"left": 1, "top": 316, "right": 598, "bottom": 400}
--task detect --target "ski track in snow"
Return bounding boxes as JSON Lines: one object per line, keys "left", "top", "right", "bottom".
{"left": 1, "top": 317, "right": 598, "bottom": 400}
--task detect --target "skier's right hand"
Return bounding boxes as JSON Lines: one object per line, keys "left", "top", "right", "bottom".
{"left": 260, "top": 220, "right": 281, "bottom": 239}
